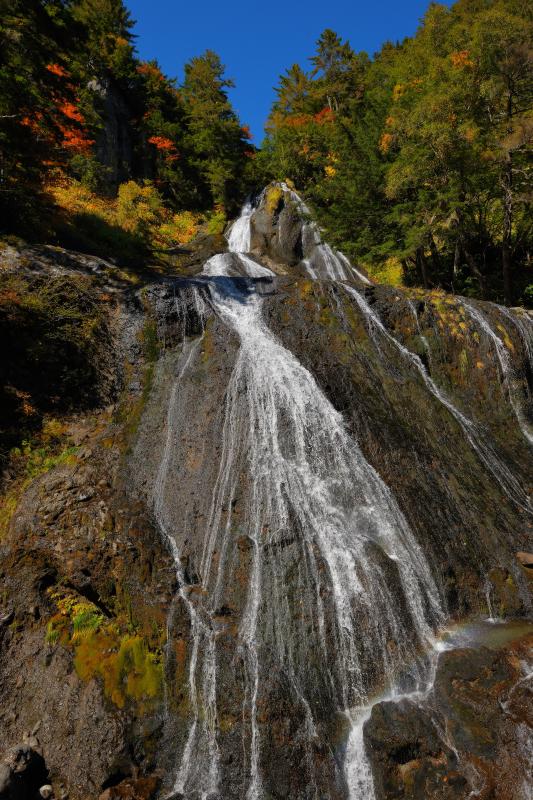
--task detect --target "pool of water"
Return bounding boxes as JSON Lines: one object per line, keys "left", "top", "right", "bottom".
{"left": 436, "top": 617, "right": 533, "bottom": 652}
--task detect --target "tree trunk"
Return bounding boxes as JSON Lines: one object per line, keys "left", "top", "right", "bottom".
{"left": 428, "top": 234, "right": 441, "bottom": 276}
{"left": 453, "top": 238, "right": 461, "bottom": 277}
{"left": 416, "top": 247, "right": 430, "bottom": 289}
{"left": 465, "top": 249, "right": 487, "bottom": 300}
{"left": 452, "top": 205, "right": 465, "bottom": 286}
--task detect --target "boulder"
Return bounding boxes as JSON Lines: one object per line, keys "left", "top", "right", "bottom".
{"left": 364, "top": 698, "right": 467, "bottom": 800}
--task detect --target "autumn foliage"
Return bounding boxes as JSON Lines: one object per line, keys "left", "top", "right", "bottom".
{"left": 46, "top": 63, "right": 69, "bottom": 78}
{"left": 263, "top": 6, "right": 533, "bottom": 305}
{"left": 0, "top": 0, "right": 255, "bottom": 232}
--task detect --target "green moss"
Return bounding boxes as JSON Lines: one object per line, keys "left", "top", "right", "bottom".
{"left": 458, "top": 348, "right": 469, "bottom": 375}
{"left": 0, "top": 494, "right": 21, "bottom": 541}
{"left": 115, "top": 314, "right": 160, "bottom": 451}
{"left": 488, "top": 568, "right": 522, "bottom": 617}
{"left": 200, "top": 322, "right": 215, "bottom": 363}
{"left": 46, "top": 588, "right": 164, "bottom": 712}
{"left": 265, "top": 184, "right": 284, "bottom": 216}
{"left": 142, "top": 319, "right": 160, "bottom": 363}
{"left": 74, "top": 631, "right": 163, "bottom": 711}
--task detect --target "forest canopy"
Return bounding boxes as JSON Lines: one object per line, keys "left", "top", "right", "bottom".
{"left": 0, "top": 0, "right": 255, "bottom": 229}
{"left": 259, "top": 0, "right": 533, "bottom": 304}
{"left": 0, "top": 0, "right": 531, "bottom": 304}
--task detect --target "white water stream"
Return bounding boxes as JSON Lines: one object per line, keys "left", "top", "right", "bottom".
{"left": 277, "top": 182, "right": 371, "bottom": 284}
{"left": 463, "top": 301, "right": 533, "bottom": 447}
{"left": 154, "top": 205, "right": 446, "bottom": 798}
{"left": 343, "top": 285, "right": 531, "bottom": 511}
{"left": 154, "top": 197, "right": 530, "bottom": 799}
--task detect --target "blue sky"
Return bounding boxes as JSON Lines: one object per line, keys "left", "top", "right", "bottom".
{"left": 127, "top": 0, "right": 452, "bottom": 143}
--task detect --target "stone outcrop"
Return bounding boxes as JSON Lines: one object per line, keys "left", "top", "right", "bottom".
{"left": 366, "top": 631, "right": 533, "bottom": 799}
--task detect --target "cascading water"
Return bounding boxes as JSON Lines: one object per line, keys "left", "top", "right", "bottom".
{"left": 153, "top": 289, "right": 223, "bottom": 799}
{"left": 153, "top": 202, "right": 447, "bottom": 799}
{"left": 150, "top": 196, "right": 532, "bottom": 800}
{"left": 342, "top": 284, "right": 531, "bottom": 512}
{"left": 463, "top": 300, "right": 533, "bottom": 447}
{"left": 277, "top": 182, "right": 371, "bottom": 284}
{"left": 225, "top": 197, "right": 255, "bottom": 254}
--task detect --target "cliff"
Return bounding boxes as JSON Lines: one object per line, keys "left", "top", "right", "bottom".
{"left": 0, "top": 183, "right": 531, "bottom": 800}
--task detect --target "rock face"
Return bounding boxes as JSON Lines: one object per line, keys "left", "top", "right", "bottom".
{"left": 0, "top": 249, "right": 175, "bottom": 798}
{"left": 89, "top": 78, "right": 134, "bottom": 188}
{"left": 366, "top": 631, "right": 533, "bottom": 800}
{"left": 0, "top": 186, "right": 532, "bottom": 799}
{"left": 246, "top": 182, "right": 372, "bottom": 283}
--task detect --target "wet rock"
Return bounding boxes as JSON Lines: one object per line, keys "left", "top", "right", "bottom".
{"left": 366, "top": 636, "right": 533, "bottom": 799}
{"left": 251, "top": 189, "right": 303, "bottom": 266}
{"left": 433, "top": 646, "right": 514, "bottom": 758}
{"left": 98, "top": 774, "right": 159, "bottom": 799}
{"left": 365, "top": 698, "right": 466, "bottom": 800}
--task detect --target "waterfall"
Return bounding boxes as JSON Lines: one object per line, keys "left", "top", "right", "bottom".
{"left": 343, "top": 284, "right": 531, "bottom": 512}
{"left": 463, "top": 300, "right": 533, "bottom": 447}
{"left": 153, "top": 201, "right": 446, "bottom": 798}
{"left": 205, "top": 253, "right": 442, "bottom": 797}
{"left": 278, "top": 182, "right": 371, "bottom": 284}
{"left": 226, "top": 196, "right": 255, "bottom": 253}
{"left": 152, "top": 197, "right": 532, "bottom": 799}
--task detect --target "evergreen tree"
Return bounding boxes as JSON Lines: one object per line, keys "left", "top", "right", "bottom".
{"left": 262, "top": 0, "right": 533, "bottom": 305}
{"left": 310, "top": 29, "right": 366, "bottom": 112}
{"left": 182, "top": 50, "right": 250, "bottom": 209}
{"left": 70, "top": 0, "right": 137, "bottom": 82}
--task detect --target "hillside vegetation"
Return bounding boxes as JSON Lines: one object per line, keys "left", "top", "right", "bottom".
{"left": 259, "top": 0, "right": 533, "bottom": 305}
{"left": 1, "top": 0, "right": 531, "bottom": 302}
{"left": 0, "top": 0, "right": 258, "bottom": 248}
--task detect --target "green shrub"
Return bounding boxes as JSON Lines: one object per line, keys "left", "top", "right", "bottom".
{"left": 206, "top": 208, "right": 226, "bottom": 235}
{"left": 117, "top": 181, "right": 165, "bottom": 239}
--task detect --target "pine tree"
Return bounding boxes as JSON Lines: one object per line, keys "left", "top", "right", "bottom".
{"left": 310, "top": 29, "right": 366, "bottom": 112}
{"left": 70, "top": 0, "right": 137, "bottom": 81}
{"left": 182, "top": 50, "right": 250, "bottom": 209}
